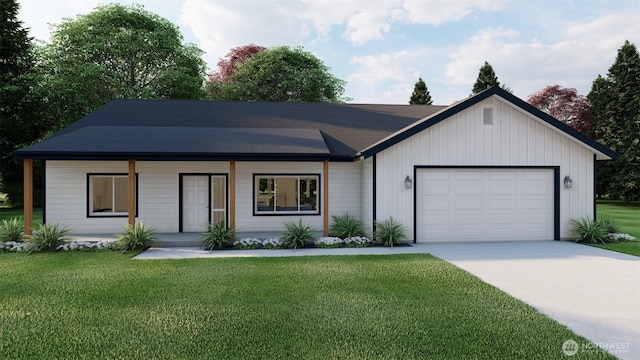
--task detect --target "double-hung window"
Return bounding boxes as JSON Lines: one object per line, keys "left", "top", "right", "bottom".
{"left": 254, "top": 175, "right": 319, "bottom": 215}
{"left": 88, "top": 174, "right": 137, "bottom": 217}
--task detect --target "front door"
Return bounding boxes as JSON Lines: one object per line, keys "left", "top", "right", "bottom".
{"left": 181, "top": 175, "right": 228, "bottom": 232}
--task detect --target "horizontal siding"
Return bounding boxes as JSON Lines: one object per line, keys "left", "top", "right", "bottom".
{"left": 376, "top": 96, "right": 597, "bottom": 240}
{"left": 328, "top": 162, "right": 362, "bottom": 220}
{"left": 46, "top": 161, "right": 229, "bottom": 234}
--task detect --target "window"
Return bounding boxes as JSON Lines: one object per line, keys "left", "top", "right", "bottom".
{"left": 254, "top": 175, "right": 319, "bottom": 214}
{"left": 483, "top": 107, "right": 494, "bottom": 125}
{"left": 88, "top": 174, "right": 137, "bottom": 217}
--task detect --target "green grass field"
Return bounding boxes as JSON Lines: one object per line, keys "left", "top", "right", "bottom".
{"left": 0, "top": 207, "right": 43, "bottom": 226}
{"left": 593, "top": 200, "right": 640, "bottom": 256}
{"left": 0, "top": 252, "right": 612, "bottom": 359}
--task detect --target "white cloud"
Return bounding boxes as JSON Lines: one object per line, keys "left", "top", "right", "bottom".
{"left": 401, "top": 0, "right": 506, "bottom": 25}
{"left": 444, "top": 12, "right": 640, "bottom": 99}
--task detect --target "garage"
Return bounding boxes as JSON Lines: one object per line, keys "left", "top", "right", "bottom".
{"left": 416, "top": 167, "right": 557, "bottom": 242}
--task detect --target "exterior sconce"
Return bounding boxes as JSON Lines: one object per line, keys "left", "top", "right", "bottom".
{"left": 563, "top": 176, "right": 573, "bottom": 189}
{"left": 404, "top": 175, "right": 412, "bottom": 189}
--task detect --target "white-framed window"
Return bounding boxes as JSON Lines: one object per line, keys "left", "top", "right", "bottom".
{"left": 254, "top": 174, "right": 320, "bottom": 215}
{"left": 87, "top": 174, "right": 137, "bottom": 217}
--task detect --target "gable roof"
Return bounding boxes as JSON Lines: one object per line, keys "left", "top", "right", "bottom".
{"left": 360, "top": 87, "right": 618, "bottom": 161}
{"left": 14, "top": 100, "right": 446, "bottom": 161}
{"left": 15, "top": 87, "right": 617, "bottom": 161}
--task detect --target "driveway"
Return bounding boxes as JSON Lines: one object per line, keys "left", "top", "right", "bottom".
{"left": 425, "top": 241, "right": 640, "bottom": 360}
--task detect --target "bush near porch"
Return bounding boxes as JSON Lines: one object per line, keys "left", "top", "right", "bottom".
{"left": 0, "top": 252, "right": 614, "bottom": 359}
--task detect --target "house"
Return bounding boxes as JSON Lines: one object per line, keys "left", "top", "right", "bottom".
{"left": 14, "top": 87, "right": 617, "bottom": 243}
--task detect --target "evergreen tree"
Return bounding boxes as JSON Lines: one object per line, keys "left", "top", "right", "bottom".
{"left": 472, "top": 61, "right": 500, "bottom": 94}
{"left": 409, "top": 78, "right": 433, "bottom": 105}
{"left": 587, "top": 40, "right": 640, "bottom": 202}
{"left": 0, "top": 0, "right": 45, "bottom": 205}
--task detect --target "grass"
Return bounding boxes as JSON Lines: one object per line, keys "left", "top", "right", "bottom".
{"left": 593, "top": 200, "right": 640, "bottom": 256}
{"left": 0, "top": 252, "right": 613, "bottom": 359}
{"left": 0, "top": 208, "right": 43, "bottom": 227}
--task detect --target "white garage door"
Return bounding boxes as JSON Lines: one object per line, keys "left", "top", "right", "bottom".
{"left": 416, "top": 168, "right": 554, "bottom": 242}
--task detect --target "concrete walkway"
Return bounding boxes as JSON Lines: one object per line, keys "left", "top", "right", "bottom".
{"left": 135, "top": 241, "right": 639, "bottom": 359}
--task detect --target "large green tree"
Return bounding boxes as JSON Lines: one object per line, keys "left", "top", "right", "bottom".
{"left": 36, "top": 3, "right": 207, "bottom": 130}
{"left": 587, "top": 40, "right": 640, "bottom": 202}
{"left": 216, "top": 46, "right": 347, "bottom": 103}
{"left": 409, "top": 77, "right": 433, "bottom": 105}
{"left": 472, "top": 61, "right": 501, "bottom": 94}
{"left": 0, "top": 0, "right": 47, "bottom": 205}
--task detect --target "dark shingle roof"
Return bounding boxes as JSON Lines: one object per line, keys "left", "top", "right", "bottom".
{"left": 15, "top": 100, "right": 446, "bottom": 161}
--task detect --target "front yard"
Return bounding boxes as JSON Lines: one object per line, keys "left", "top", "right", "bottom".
{"left": 593, "top": 200, "right": 640, "bottom": 256}
{"left": 0, "top": 252, "right": 613, "bottom": 359}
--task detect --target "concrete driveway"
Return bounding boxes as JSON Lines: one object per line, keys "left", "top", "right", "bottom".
{"left": 425, "top": 241, "right": 640, "bottom": 360}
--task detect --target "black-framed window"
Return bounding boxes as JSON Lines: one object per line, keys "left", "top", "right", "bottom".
{"left": 87, "top": 174, "right": 138, "bottom": 217}
{"left": 254, "top": 174, "right": 320, "bottom": 215}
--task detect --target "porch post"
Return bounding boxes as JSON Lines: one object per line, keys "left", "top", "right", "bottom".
{"left": 323, "top": 160, "right": 329, "bottom": 236}
{"left": 128, "top": 160, "right": 135, "bottom": 226}
{"left": 23, "top": 159, "right": 33, "bottom": 237}
{"left": 229, "top": 161, "right": 236, "bottom": 228}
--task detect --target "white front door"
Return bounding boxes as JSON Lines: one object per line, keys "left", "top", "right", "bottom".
{"left": 182, "top": 176, "right": 210, "bottom": 232}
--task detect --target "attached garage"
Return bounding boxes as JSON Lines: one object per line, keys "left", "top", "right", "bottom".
{"left": 415, "top": 167, "right": 558, "bottom": 242}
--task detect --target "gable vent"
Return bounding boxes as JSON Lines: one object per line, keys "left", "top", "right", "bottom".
{"left": 483, "top": 107, "right": 494, "bottom": 126}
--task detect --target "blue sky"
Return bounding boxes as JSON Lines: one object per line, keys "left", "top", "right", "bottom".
{"left": 18, "top": 0, "right": 640, "bottom": 104}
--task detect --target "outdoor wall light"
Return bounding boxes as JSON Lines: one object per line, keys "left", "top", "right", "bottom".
{"left": 564, "top": 176, "right": 573, "bottom": 189}
{"left": 404, "top": 175, "right": 412, "bottom": 189}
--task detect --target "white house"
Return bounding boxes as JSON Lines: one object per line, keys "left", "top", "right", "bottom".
{"left": 15, "top": 87, "right": 617, "bottom": 243}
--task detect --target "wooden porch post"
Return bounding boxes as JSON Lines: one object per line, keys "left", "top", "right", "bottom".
{"left": 23, "top": 159, "right": 33, "bottom": 237}
{"left": 128, "top": 160, "right": 135, "bottom": 226}
{"left": 323, "top": 160, "right": 329, "bottom": 236}
{"left": 229, "top": 161, "right": 236, "bottom": 228}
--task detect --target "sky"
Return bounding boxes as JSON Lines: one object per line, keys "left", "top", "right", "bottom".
{"left": 16, "top": 0, "right": 640, "bottom": 105}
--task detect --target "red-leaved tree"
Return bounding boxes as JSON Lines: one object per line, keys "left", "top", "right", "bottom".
{"left": 527, "top": 85, "right": 592, "bottom": 133}
{"left": 208, "top": 44, "right": 266, "bottom": 84}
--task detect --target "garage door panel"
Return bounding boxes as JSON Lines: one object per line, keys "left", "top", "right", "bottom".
{"left": 417, "top": 168, "right": 554, "bottom": 242}
{"left": 454, "top": 185, "right": 483, "bottom": 195}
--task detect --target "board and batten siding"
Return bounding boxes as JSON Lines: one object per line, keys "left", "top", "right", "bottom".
{"left": 45, "top": 161, "right": 229, "bottom": 233}
{"left": 361, "top": 157, "right": 374, "bottom": 235}
{"left": 374, "top": 96, "right": 596, "bottom": 240}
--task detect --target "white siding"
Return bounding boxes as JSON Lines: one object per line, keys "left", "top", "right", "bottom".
{"left": 328, "top": 162, "right": 362, "bottom": 220}
{"left": 375, "top": 96, "right": 596, "bottom": 240}
{"left": 46, "top": 161, "right": 229, "bottom": 233}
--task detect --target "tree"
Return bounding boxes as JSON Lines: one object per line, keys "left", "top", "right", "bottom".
{"left": 527, "top": 85, "right": 592, "bottom": 133}
{"left": 0, "top": 0, "right": 47, "bottom": 205}
{"left": 409, "top": 78, "right": 433, "bottom": 105}
{"left": 36, "top": 3, "right": 207, "bottom": 130}
{"left": 206, "top": 44, "right": 265, "bottom": 99}
{"left": 587, "top": 40, "right": 640, "bottom": 202}
{"left": 472, "top": 61, "right": 500, "bottom": 94}
{"left": 218, "top": 46, "right": 347, "bottom": 103}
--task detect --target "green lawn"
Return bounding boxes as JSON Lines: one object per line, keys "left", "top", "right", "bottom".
{"left": 0, "top": 252, "right": 613, "bottom": 359}
{"left": 0, "top": 207, "right": 43, "bottom": 226}
{"left": 593, "top": 200, "right": 640, "bottom": 256}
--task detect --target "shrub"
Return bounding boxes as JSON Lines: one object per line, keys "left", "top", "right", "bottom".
{"left": 329, "top": 213, "right": 366, "bottom": 239}
{"left": 315, "top": 237, "right": 343, "bottom": 248}
{"left": 25, "top": 223, "right": 72, "bottom": 252}
{"left": 262, "top": 238, "right": 286, "bottom": 249}
{"left": 598, "top": 214, "right": 619, "bottom": 234}
{"left": 570, "top": 217, "right": 607, "bottom": 244}
{"left": 374, "top": 217, "right": 407, "bottom": 247}
{"left": 0, "top": 217, "right": 24, "bottom": 243}
{"left": 202, "top": 221, "right": 235, "bottom": 250}
{"left": 117, "top": 222, "right": 157, "bottom": 251}
{"left": 233, "top": 237, "right": 262, "bottom": 249}
{"left": 602, "top": 233, "right": 637, "bottom": 243}
{"left": 281, "top": 219, "right": 315, "bottom": 249}
{"left": 344, "top": 236, "right": 373, "bottom": 248}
